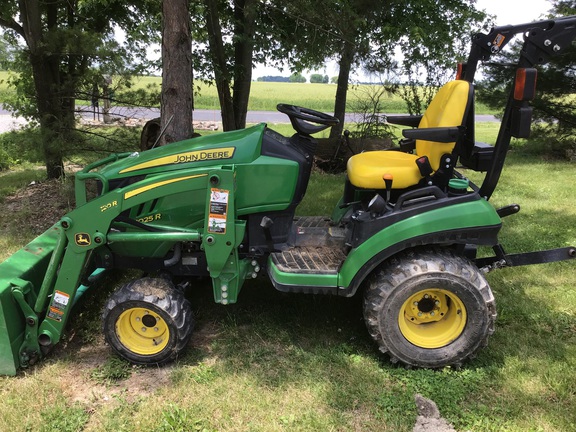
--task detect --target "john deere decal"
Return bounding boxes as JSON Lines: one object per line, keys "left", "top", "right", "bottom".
{"left": 119, "top": 147, "right": 236, "bottom": 173}
{"left": 75, "top": 233, "right": 91, "bottom": 246}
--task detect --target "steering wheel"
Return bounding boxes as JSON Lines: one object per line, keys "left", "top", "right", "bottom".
{"left": 276, "top": 104, "right": 339, "bottom": 135}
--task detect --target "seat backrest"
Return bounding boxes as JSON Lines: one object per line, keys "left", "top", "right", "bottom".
{"left": 416, "top": 80, "right": 473, "bottom": 170}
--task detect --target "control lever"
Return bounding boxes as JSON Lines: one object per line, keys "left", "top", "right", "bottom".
{"left": 383, "top": 173, "right": 393, "bottom": 203}
{"left": 343, "top": 130, "right": 356, "bottom": 155}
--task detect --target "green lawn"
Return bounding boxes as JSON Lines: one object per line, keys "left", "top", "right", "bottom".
{"left": 0, "top": 120, "right": 574, "bottom": 430}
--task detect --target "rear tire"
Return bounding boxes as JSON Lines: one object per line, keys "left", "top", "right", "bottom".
{"left": 363, "top": 248, "right": 496, "bottom": 368}
{"left": 102, "top": 277, "right": 194, "bottom": 365}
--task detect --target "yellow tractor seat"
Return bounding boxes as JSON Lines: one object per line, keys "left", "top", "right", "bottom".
{"left": 347, "top": 151, "right": 421, "bottom": 189}
{"left": 347, "top": 80, "right": 473, "bottom": 190}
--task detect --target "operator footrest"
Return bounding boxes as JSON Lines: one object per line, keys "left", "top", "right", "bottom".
{"left": 289, "top": 216, "right": 346, "bottom": 248}
{"left": 271, "top": 247, "right": 346, "bottom": 274}
{"left": 293, "top": 216, "right": 333, "bottom": 228}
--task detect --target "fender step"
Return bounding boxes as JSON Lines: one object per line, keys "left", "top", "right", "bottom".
{"left": 271, "top": 246, "right": 346, "bottom": 275}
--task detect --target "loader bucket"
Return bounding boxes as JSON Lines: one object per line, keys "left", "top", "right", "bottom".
{"left": 0, "top": 224, "right": 62, "bottom": 375}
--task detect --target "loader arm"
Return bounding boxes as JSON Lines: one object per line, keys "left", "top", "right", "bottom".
{"left": 0, "top": 161, "right": 247, "bottom": 375}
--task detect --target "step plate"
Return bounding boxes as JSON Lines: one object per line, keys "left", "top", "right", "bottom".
{"left": 293, "top": 216, "right": 333, "bottom": 228}
{"left": 271, "top": 246, "right": 346, "bottom": 274}
{"left": 289, "top": 216, "right": 347, "bottom": 248}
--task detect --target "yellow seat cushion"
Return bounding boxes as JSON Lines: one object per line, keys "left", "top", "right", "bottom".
{"left": 346, "top": 80, "right": 471, "bottom": 190}
{"left": 346, "top": 151, "right": 421, "bottom": 189}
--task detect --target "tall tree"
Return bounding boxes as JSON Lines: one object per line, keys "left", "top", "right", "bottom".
{"left": 196, "top": 0, "right": 328, "bottom": 131}
{"left": 161, "top": 0, "right": 194, "bottom": 144}
{"left": 269, "top": 0, "right": 485, "bottom": 139}
{"left": 0, "top": 1, "right": 153, "bottom": 178}
{"left": 1, "top": 1, "right": 75, "bottom": 177}
{"left": 201, "top": 0, "right": 258, "bottom": 131}
{"left": 328, "top": 0, "right": 486, "bottom": 138}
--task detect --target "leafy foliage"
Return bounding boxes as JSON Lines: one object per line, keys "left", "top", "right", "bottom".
{"left": 0, "top": 0, "right": 158, "bottom": 177}
{"left": 310, "top": 73, "right": 329, "bottom": 83}
{"left": 476, "top": 1, "right": 576, "bottom": 159}
{"left": 289, "top": 72, "right": 307, "bottom": 83}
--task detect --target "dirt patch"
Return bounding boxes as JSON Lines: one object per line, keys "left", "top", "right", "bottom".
{"left": 413, "top": 394, "right": 456, "bottom": 432}
{"left": 48, "top": 334, "right": 175, "bottom": 407}
{"left": 3, "top": 179, "right": 75, "bottom": 235}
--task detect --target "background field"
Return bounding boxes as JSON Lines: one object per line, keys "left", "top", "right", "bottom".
{"left": 1, "top": 71, "right": 493, "bottom": 115}
{"left": 133, "top": 76, "right": 495, "bottom": 114}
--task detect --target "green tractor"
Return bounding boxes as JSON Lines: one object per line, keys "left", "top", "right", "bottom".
{"left": 1, "top": 17, "right": 575, "bottom": 375}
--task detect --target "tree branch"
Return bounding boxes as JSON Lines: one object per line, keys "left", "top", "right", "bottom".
{"left": 0, "top": 17, "right": 25, "bottom": 38}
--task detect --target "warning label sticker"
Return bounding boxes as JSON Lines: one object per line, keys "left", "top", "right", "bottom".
{"left": 47, "top": 307, "right": 64, "bottom": 322}
{"left": 208, "top": 188, "right": 229, "bottom": 234}
{"left": 47, "top": 290, "right": 70, "bottom": 322}
{"left": 53, "top": 291, "right": 70, "bottom": 308}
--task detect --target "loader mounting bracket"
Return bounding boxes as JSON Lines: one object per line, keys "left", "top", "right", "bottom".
{"left": 10, "top": 279, "right": 41, "bottom": 368}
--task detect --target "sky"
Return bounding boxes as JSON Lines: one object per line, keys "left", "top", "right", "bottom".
{"left": 475, "top": 0, "right": 552, "bottom": 25}
{"left": 253, "top": 0, "right": 554, "bottom": 81}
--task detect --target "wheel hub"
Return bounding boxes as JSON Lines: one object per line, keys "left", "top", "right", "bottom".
{"left": 116, "top": 307, "right": 170, "bottom": 355}
{"left": 406, "top": 291, "right": 450, "bottom": 324}
{"left": 398, "top": 289, "right": 467, "bottom": 349}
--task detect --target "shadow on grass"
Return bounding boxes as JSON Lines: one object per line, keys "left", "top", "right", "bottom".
{"left": 34, "top": 255, "right": 575, "bottom": 430}
{"left": 176, "top": 263, "right": 576, "bottom": 430}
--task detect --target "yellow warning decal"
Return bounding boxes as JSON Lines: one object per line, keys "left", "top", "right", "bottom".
{"left": 124, "top": 174, "right": 207, "bottom": 200}
{"left": 119, "top": 147, "right": 236, "bottom": 174}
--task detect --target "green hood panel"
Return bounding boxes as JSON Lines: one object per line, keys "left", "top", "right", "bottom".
{"left": 99, "top": 123, "right": 266, "bottom": 178}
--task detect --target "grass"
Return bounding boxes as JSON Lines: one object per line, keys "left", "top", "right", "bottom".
{"left": 0, "top": 166, "right": 46, "bottom": 199}
{"left": 133, "top": 76, "right": 495, "bottom": 114}
{"left": 0, "top": 123, "right": 575, "bottom": 431}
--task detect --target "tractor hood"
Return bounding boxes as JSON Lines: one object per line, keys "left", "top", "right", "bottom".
{"left": 98, "top": 123, "right": 267, "bottom": 181}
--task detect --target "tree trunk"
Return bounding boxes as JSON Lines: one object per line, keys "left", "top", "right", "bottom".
{"left": 232, "top": 0, "right": 256, "bottom": 130}
{"left": 20, "top": 0, "right": 66, "bottom": 179}
{"left": 161, "top": 0, "right": 194, "bottom": 145}
{"left": 329, "top": 41, "right": 355, "bottom": 140}
{"left": 204, "top": 0, "right": 235, "bottom": 131}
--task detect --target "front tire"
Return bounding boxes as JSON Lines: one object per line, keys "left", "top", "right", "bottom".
{"left": 363, "top": 248, "right": 496, "bottom": 368}
{"left": 102, "top": 277, "right": 194, "bottom": 365}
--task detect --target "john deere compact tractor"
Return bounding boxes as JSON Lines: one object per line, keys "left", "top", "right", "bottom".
{"left": 1, "top": 17, "right": 576, "bottom": 375}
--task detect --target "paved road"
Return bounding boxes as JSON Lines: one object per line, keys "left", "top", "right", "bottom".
{"left": 0, "top": 105, "right": 498, "bottom": 133}
{"left": 73, "top": 106, "right": 498, "bottom": 123}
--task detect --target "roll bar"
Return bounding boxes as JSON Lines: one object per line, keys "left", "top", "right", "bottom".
{"left": 458, "top": 16, "right": 576, "bottom": 199}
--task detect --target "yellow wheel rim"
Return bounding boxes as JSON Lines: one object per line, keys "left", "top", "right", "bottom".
{"left": 398, "top": 289, "right": 467, "bottom": 348}
{"left": 116, "top": 307, "right": 170, "bottom": 355}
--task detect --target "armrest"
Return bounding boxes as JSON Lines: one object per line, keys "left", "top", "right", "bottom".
{"left": 402, "top": 126, "right": 465, "bottom": 143}
{"left": 386, "top": 115, "right": 422, "bottom": 127}
{"left": 398, "top": 138, "right": 416, "bottom": 152}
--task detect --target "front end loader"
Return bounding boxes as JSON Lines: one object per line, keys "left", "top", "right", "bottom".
{"left": 1, "top": 17, "right": 576, "bottom": 375}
